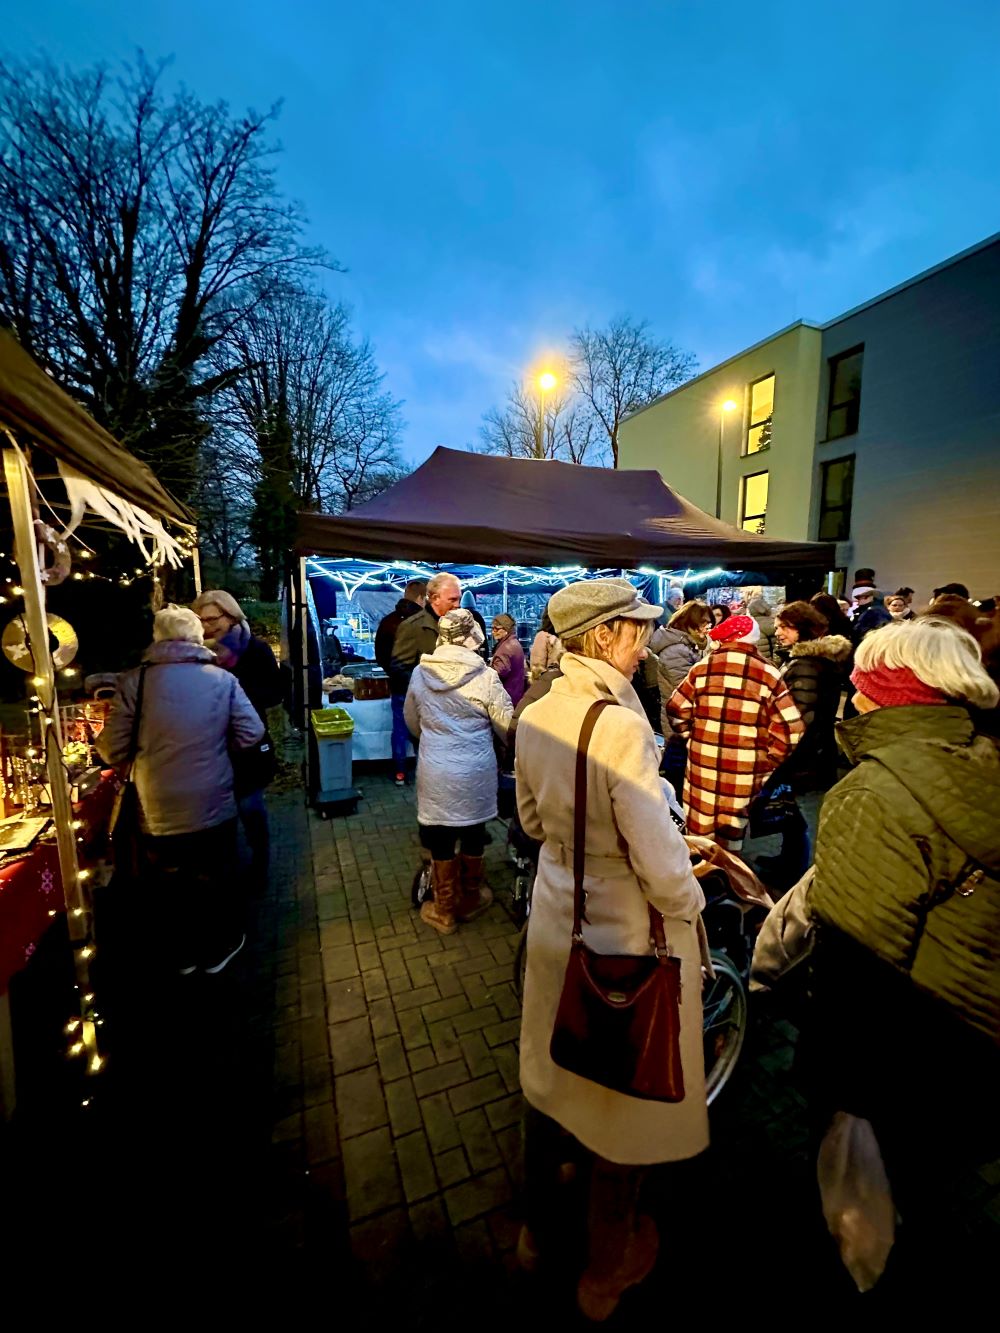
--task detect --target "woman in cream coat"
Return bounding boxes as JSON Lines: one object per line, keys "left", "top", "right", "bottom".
{"left": 515, "top": 578, "right": 709, "bottom": 1322}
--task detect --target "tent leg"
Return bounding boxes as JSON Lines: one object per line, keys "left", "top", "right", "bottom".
{"left": 3, "top": 445, "right": 101, "bottom": 1081}
{"left": 191, "top": 540, "right": 203, "bottom": 596}
{"left": 502, "top": 569, "right": 508, "bottom": 616}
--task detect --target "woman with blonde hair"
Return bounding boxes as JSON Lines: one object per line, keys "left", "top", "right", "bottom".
{"left": 515, "top": 579, "right": 710, "bottom": 1320}
{"left": 192, "top": 590, "right": 282, "bottom": 885}
{"left": 754, "top": 617, "right": 1000, "bottom": 1287}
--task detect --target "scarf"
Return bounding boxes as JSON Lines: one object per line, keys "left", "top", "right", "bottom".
{"left": 212, "top": 619, "right": 252, "bottom": 671}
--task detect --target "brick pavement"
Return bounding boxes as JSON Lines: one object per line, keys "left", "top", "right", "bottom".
{"left": 257, "top": 774, "right": 1000, "bottom": 1320}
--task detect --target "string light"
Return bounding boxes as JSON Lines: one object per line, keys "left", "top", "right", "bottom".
{"left": 65, "top": 1019, "right": 80, "bottom": 1035}
{"left": 69, "top": 1041, "right": 84, "bottom": 1056}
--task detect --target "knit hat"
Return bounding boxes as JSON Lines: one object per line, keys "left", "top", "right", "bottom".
{"left": 548, "top": 578, "right": 661, "bottom": 640}
{"left": 708, "top": 614, "right": 760, "bottom": 646}
{"left": 850, "top": 662, "right": 946, "bottom": 708}
{"left": 437, "top": 608, "right": 485, "bottom": 650}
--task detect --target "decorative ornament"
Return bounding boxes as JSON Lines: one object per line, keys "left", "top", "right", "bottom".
{"left": 33, "top": 519, "right": 72, "bottom": 587}
{"left": 40, "top": 866, "right": 54, "bottom": 896}
{"left": 2, "top": 612, "right": 79, "bottom": 672}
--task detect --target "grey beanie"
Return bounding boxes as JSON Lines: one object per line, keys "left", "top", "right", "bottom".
{"left": 548, "top": 578, "right": 662, "bottom": 640}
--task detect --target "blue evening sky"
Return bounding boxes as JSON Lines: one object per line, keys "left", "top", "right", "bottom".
{"left": 7, "top": 1, "right": 1000, "bottom": 464}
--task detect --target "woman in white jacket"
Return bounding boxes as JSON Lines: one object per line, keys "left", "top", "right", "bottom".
{"left": 515, "top": 578, "right": 710, "bottom": 1321}
{"left": 404, "top": 608, "right": 513, "bottom": 934}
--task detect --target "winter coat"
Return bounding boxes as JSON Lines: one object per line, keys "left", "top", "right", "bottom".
{"left": 97, "top": 641, "right": 264, "bottom": 836}
{"left": 403, "top": 645, "right": 513, "bottom": 827}
{"left": 809, "top": 704, "right": 1000, "bottom": 1043}
{"left": 851, "top": 601, "right": 891, "bottom": 647}
{"left": 491, "top": 633, "right": 527, "bottom": 707}
{"left": 390, "top": 608, "right": 440, "bottom": 696}
{"left": 666, "top": 643, "right": 804, "bottom": 837}
{"left": 775, "top": 634, "right": 852, "bottom": 790}
{"left": 529, "top": 630, "right": 563, "bottom": 681}
{"left": 375, "top": 598, "right": 422, "bottom": 676}
{"left": 747, "top": 598, "right": 778, "bottom": 663}
{"left": 648, "top": 625, "right": 704, "bottom": 733}
{"left": 230, "top": 633, "right": 282, "bottom": 724}
{"left": 515, "top": 652, "right": 707, "bottom": 1165}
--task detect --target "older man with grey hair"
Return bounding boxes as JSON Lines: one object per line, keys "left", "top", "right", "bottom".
{"left": 389, "top": 574, "right": 463, "bottom": 783}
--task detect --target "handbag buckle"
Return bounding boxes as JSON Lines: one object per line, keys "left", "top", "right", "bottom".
{"left": 956, "top": 868, "right": 984, "bottom": 897}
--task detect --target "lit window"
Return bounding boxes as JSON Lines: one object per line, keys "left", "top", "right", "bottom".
{"left": 826, "top": 346, "right": 864, "bottom": 439}
{"left": 741, "top": 471, "right": 768, "bottom": 534}
{"left": 746, "top": 374, "right": 774, "bottom": 455}
{"left": 818, "top": 457, "right": 855, "bottom": 541}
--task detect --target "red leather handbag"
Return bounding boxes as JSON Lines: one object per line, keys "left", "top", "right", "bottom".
{"left": 549, "top": 700, "right": 686, "bottom": 1103}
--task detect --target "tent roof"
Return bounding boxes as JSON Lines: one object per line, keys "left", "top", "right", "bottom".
{"left": 0, "top": 329, "right": 193, "bottom": 526}
{"left": 296, "top": 447, "right": 834, "bottom": 573}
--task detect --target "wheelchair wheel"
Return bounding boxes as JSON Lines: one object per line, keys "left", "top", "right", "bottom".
{"left": 512, "top": 921, "right": 529, "bottom": 1000}
{"left": 510, "top": 869, "right": 532, "bottom": 927}
{"left": 703, "top": 951, "right": 748, "bottom": 1106}
{"left": 411, "top": 861, "right": 433, "bottom": 909}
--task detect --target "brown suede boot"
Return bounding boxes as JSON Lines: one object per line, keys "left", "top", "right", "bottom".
{"left": 420, "top": 859, "right": 459, "bottom": 935}
{"left": 456, "top": 853, "right": 494, "bottom": 922}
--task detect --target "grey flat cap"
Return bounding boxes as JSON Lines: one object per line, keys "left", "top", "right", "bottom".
{"left": 548, "top": 578, "right": 662, "bottom": 639}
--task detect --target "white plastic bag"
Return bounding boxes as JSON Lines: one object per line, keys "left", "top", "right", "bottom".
{"left": 817, "top": 1111, "right": 896, "bottom": 1292}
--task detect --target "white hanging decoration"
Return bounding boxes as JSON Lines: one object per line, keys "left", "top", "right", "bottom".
{"left": 55, "top": 460, "right": 187, "bottom": 568}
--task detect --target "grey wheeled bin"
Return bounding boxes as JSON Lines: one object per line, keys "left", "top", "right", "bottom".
{"left": 311, "top": 707, "right": 361, "bottom": 816}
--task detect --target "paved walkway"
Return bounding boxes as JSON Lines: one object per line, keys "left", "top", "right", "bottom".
{"left": 4, "top": 771, "right": 997, "bottom": 1314}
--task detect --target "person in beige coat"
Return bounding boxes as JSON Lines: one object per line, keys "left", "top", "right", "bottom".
{"left": 515, "top": 578, "right": 710, "bottom": 1322}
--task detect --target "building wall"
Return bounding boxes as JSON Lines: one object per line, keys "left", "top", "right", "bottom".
{"left": 619, "top": 324, "right": 822, "bottom": 539}
{"left": 814, "top": 239, "right": 1000, "bottom": 603}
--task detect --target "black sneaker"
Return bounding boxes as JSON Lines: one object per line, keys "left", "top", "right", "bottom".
{"left": 204, "top": 934, "right": 246, "bottom": 975}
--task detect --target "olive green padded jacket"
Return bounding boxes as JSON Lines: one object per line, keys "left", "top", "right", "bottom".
{"left": 810, "top": 705, "right": 1000, "bottom": 1043}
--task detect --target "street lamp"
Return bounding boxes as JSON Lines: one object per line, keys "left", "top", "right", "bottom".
{"left": 535, "top": 370, "right": 558, "bottom": 458}
{"left": 716, "top": 399, "right": 738, "bottom": 518}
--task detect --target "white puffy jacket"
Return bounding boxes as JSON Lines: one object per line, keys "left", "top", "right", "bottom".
{"left": 404, "top": 645, "right": 513, "bottom": 827}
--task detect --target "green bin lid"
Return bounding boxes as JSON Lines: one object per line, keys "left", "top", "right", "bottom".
{"left": 311, "top": 707, "right": 354, "bottom": 738}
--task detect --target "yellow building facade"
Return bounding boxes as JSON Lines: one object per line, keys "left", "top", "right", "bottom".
{"left": 619, "top": 322, "right": 822, "bottom": 541}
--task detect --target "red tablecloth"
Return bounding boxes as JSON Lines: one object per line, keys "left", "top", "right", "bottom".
{"left": 0, "top": 771, "right": 117, "bottom": 994}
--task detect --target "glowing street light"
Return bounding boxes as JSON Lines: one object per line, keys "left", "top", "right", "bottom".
{"left": 538, "top": 371, "right": 558, "bottom": 393}
{"left": 716, "top": 398, "right": 739, "bottom": 519}
{"left": 533, "top": 369, "right": 559, "bottom": 457}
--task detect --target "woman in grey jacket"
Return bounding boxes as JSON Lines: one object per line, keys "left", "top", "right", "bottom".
{"left": 98, "top": 605, "right": 263, "bottom": 974}
{"left": 648, "top": 601, "right": 712, "bottom": 733}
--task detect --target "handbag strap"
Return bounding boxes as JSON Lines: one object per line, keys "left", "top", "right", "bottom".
{"left": 123, "top": 664, "right": 149, "bottom": 780}
{"left": 572, "top": 698, "right": 670, "bottom": 958}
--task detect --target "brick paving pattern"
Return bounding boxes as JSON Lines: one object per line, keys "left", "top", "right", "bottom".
{"left": 258, "top": 773, "right": 1000, "bottom": 1320}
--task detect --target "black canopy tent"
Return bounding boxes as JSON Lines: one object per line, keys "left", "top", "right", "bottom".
{"left": 291, "top": 447, "right": 835, "bottom": 743}
{"left": 0, "top": 329, "right": 192, "bottom": 527}
{"left": 296, "top": 446, "right": 834, "bottom": 572}
{"left": 0, "top": 330, "right": 195, "bottom": 1109}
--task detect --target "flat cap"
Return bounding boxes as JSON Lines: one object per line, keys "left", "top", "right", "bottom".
{"left": 548, "top": 578, "right": 662, "bottom": 640}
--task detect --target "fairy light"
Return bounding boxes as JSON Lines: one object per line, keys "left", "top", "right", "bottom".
{"left": 69, "top": 1041, "right": 84, "bottom": 1056}
{"left": 65, "top": 1019, "right": 80, "bottom": 1035}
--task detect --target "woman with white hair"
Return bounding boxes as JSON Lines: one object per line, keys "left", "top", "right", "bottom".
{"left": 98, "top": 605, "right": 264, "bottom": 974}
{"left": 753, "top": 617, "right": 1000, "bottom": 1284}
{"left": 192, "top": 590, "right": 282, "bottom": 885}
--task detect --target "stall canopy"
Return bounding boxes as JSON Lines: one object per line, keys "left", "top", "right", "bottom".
{"left": 0, "top": 328, "right": 192, "bottom": 526}
{"left": 296, "top": 447, "right": 834, "bottom": 572}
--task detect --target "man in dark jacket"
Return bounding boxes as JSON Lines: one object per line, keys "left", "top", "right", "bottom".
{"left": 388, "top": 573, "right": 461, "bottom": 784}
{"left": 850, "top": 586, "right": 891, "bottom": 647}
{"left": 375, "top": 580, "right": 427, "bottom": 674}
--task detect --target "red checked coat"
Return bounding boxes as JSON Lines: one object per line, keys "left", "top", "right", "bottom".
{"left": 666, "top": 642, "right": 804, "bottom": 838}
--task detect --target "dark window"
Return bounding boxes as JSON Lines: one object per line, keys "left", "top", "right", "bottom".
{"left": 745, "top": 373, "right": 774, "bottom": 455}
{"left": 818, "top": 456, "right": 855, "bottom": 541}
{"left": 740, "top": 470, "right": 768, "bottom": 534}
{"left": 826, "top": 346, "right": 863, "bottom": 439}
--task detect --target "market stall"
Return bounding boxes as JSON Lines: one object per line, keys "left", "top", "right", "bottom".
{"left": 0, "top": 329, "right": 195, "bottom": 1116}
{"left": 293, "top": 446, "right": 836, "bottom": 799}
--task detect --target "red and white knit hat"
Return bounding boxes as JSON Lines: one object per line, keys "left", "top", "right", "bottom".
{"left": 708, "top": 614, "right": 761, "bottom": 646}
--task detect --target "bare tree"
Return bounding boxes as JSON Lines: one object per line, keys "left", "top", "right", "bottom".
{"left": 210, "top": 280, "right": 404, "bottom": 592}
{"left": 570, "top": 317, "right": 697, "bottom": 467}
{"left": 479, "top": 381, "right": 606, "bottom": 464}
{"left": 0, "top": 53, "right": 329, "bottom": 498}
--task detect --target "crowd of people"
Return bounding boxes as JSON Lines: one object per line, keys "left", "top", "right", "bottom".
{"left": 375, "top": 567, "right": 999, "bottom": 1315}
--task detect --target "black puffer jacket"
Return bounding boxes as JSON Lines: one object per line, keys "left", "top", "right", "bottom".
{"left": 775, "top": 634, "right": 852, "bottom": 790}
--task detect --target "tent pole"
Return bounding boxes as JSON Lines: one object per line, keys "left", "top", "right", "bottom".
{"left": 298, "top": 556, "right": 310, "bottom": 733}
{"left": 191, "top": 538, "right": 203, "bottom": 596}
{"left": 3, "top": 445, "right": 101, "bottom": 1079}
{"left": 502, "top": 568, "right": 508, "bottom": 616}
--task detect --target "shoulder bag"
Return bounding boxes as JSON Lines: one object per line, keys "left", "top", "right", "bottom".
{"left": 549, "top": 699, "right": 686, "bottom": 1103}
{"left": 109, "top": 663, "right": 149, "bottom": 880}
